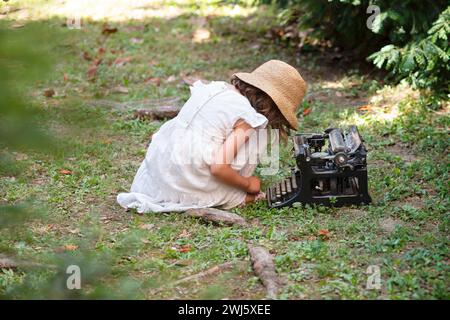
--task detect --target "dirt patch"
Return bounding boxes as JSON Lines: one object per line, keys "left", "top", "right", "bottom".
{"left": 306, "top": 89, "right": 368, "bottom": 108}
{"left": 378, "top": 217, "right": 402, "bottom": 234}
{"left": 385, "top": 143, "right": 418, "bottom": 163}
{"left": 393, "top": 196, "right": 425, "bottom": 210}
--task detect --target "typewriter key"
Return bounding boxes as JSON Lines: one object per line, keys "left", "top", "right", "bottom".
{"left": 275, "top": 183, "right": 281, "bottom": 198}
{"left": 281, "top": 180, "right": 287, "bottom": 195}
{"left": 291, "top": 172, "right": 298, "bottom": 190}
{"left": 286, "top": 178, "right": 292, "bottom": 193}
{"left": 270, "top": 187, "right": 277, "bottom": 202}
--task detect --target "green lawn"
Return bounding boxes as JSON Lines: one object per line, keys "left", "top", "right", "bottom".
{"left": 0, "top": 0, "right": 448, "bottom": 299}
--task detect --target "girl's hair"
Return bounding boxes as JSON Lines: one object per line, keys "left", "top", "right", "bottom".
{"left": 231, "top": 75, "right": 290, "bottom": 142}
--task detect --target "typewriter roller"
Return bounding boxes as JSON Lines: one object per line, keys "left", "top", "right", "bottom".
{"left": 267, "top": 125, "right": 372, "bottom": 208}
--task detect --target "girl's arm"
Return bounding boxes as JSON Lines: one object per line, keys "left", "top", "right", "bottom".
{"left": 209, "top": 120, "right": 260, "bottom": 194}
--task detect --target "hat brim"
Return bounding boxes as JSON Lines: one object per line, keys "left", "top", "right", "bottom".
{"left": 233, "top": 72, "right": 299, "bottom": 130}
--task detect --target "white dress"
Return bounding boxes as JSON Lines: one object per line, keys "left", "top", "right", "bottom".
{"left": 117, "top": 80, "right": 269, "bottom": 213}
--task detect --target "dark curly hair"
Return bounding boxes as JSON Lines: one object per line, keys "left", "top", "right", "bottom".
{"left": 230, "top": 75, "right": 291, "bottom": 142}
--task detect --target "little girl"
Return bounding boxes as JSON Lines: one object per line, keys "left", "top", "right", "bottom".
{"left": 117, "top": 60, "right": 307, "bottom": 213}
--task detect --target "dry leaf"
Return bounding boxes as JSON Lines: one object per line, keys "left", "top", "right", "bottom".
{"left": 14, "top": 153, "right": 28, "bottom": 161}
{"left": 63, "top": 73, "right": 69, "bottom": 81}
{"left": 166, "top": 75, "right": 177, "bottom": 83}
{"left": 87, "top": 65, "right": 98, "bottom": 80}
{"left": 318, "top": 229, "right": 330, "bottom": 239}
{"left": 59, "top": 169, "right": 72, "bottom": 175}
{"left": 179, "top": 244, "right": 192, "bottom": 253}
{"left": 182, "top": 76, "right": 196, "bottom": 85}
{"left": 92, "top": 58, "right": 103, "bottom": 66}
{"left": 112, "top": 86, "right": 129, "bottom": 94}
{"left": 82, "top": 51, "right": 92, "bottom": 61}
{"left": 131, "top": 37, "right": 144, "bottom": 44}
{"left": 303, "top": 107, "right": 311, "bottom": 116}
{"left": 193, "top": 28, "right": 210, "bottom": 43}
{"left": 102, "top": 25, "right": 118, "bottom": 35}
{"left": 139, "top": 223, "right": 154, "bottom": 231}
{"left": 357, "top": 104, "right": 373, "bottom": 111}
{"left": 144, "top": 77, "right": 161, "bottom": 86}
{"left": 113, "top": 56, "right": 132, "bottom": 67}
{"left": 11, "top": 23, "right": 25, "bottom": 29}
{"left": 43, "top": 89, "right": 55, "bottom": 98}
{"left": 64, "top": 244, "right": 78, "bottom": 251}
{"left": 178, "top": 229, "right": 191, "bottom": 238}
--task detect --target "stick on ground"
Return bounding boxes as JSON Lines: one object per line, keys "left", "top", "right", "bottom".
{"left": 133, "top": 105, "right": 181, "bottom": 121}
{"left": 248, "top": 245, "right": 280, "bottom": 299}
{"left": 172, "top": 261, "right": 235, "bottom": 286}
{"left": 185, "top": 208, "right": 247, "bottom": 227}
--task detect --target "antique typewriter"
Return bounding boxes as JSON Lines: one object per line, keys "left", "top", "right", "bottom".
{"left": 267, "top": 125, "right": 372, "bottom": 208}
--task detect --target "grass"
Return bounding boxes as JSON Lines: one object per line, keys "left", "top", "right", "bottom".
{"left": 0, "top": 0, "right": 449, "bottom": 299}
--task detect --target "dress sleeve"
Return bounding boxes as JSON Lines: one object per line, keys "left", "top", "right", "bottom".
{"left": 223, "top": 91, "right": 268, "bottom": 129}
{"left": 238, "top": 107, "right": 268, "bottom": 129}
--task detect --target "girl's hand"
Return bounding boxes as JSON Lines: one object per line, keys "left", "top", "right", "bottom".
{"left": 246, "top": 176, "right": 261, "bottom": 194}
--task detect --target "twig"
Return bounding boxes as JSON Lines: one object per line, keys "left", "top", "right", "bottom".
{"left": 172, "top": 261, "right": 235, "bottom": 286}
{"left": 185, "top": 208, "right": 247, "bottom": 227}
{"left": 248, "top": 245, "right": 280, "bottom": 299}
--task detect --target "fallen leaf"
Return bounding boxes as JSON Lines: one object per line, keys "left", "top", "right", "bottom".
{"left": 59, "top": 169, "right": 72, "bottom": 175}
{"left": 130, "top": 37, "right": 144, "bottom": 44}
{"left": 125, "top": 25, "right": 146, "bottom": 32}
{"left": 192, "top": 28, "right": 211, "bottom": 43}
{"left": 82, "top": 51, "right": 92, "bottom": 61}
{"left": 166, "top": 75, "right": 177, "bottom": 83}
{"left": 44, "top": 88, "right": 55, "bottom": 98}
{"left": 179, "top": 244, "right": 192, "bottom": 253}
{"left": 318, "top": 229, "right": 330, "bottom": 239}
{"left": 98, "top": 47, "right": 106, "bottom": 55}
{"left": 87, "top": 65, "right": 98, "bottom": 80}
{"left": 178, "top": 229, "right": 191, "bottom": 238}
{"left": 64, "top": 244, "right": 78, "bottom": 251}
{"left": 139, "top": 223, "right": 154, "bottom": 230}
{"left": 182, "top": 76, "right": 202, "bottom": 86}
{"left": 102, "top": 25, "right": 118, "bottom": 35}
{"left": 92, "top": 58, "right": 103, "bottom": 66}
{"left": 112, "top": 86, "right": 129, "bottom": 94}
{"left": 335, "top": 91, "right": 343, "bottom": 97}
{"left": 144, "top": 77, "right": 161, "bottom": 86}
{"left": 303, "top": 107, "right": 311, "bottom": 116}
{"left": 11, "top": 23, "right": 25, "bottom": 29}
{"left": 63, "top": 73, "right": 69, "bottom": 81}
{"left": 14, "top": 152, "right": 28, "bottom": 161}
{"left": 357, "top": 104, "right": 373, "bottom": 111}
{"left": 113, "top": 56, "right": 132, "bottom": 67}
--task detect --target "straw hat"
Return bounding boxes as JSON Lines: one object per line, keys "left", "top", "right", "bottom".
{"left": 233, "top": 60, "right": 307, "bottom": 130}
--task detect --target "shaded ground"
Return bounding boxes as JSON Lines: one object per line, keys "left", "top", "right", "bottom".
{"left": 0, "top": 0, "right": 448, "bottom": 299}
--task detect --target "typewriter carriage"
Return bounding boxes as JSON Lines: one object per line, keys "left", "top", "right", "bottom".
{"left": 267, "top": 125, "right": 372, "bottom": 208}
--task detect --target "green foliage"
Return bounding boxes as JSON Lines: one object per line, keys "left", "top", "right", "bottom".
{"left": 369, "top": 7, "right": 449, "bottom": 96}
{"left": 267, "top": 0, "right": 449, "bottom": 95}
